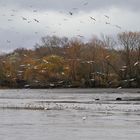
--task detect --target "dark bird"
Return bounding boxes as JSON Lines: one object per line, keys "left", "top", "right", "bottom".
{"left": 7, "top": 40, "right": 11, "bottom": 43}
{"left": 11, "top": 9, "right": 18, "bottom": 12}
{"left": 104, "top": 15, "right": 109, "bottom": 19}
{"left": 27, "top": 21, "right": 31, "bottom": 23}
{"left": 115, "top": 25, "right": 121, "bottom": 29}
{"left": 33, "top": 10, "right": 37, "bottom": 12}
{"left": 69, "top": 12, "right": 73, "bottom": 15}
{"left": 83, "top": 2, "right": 88, "bottom": 6}
{"left": 116, "top": 97, "right": 122, "bottom": 101}
{"left": 72, "top": 8, "right": 78, "bottom": 10}
{"left": 105, "top": 22, "right": 110, "bottom": 24}
{"left": 34, "top": 19, "right": 39, "bottom": 23}
{"left": 77, "top": 35, "right": 84, "bottom": 38}
{"left": 8, "top": 19, "right": 12, "bottom": 21}
{"left": 90, "top": 16, "right": 96, "bottom": 21}
{"left": 63, "top": 18, "right": 68, "bottom": 21}
{"left": 22, "top": 17, "right": 27, "bottom": 20}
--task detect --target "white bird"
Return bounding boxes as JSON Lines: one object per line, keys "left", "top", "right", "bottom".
{"left": 122, "top": 66, "right": 127, "bottom": 69}
{"left": 82, "top": 116, "right": 86, "bottom": 120}
{"left": 134, "top": 61, "right": 139, "bottom": 66}
{"left": 20, "top": 64, "right": 26, "bottom": 67}
{"left": 105, "top": 55, "right": 110, "bottom": 59}
{"left": 23, "top": 54, "right": 27, "bottom": 57}
{"left": 44, "top": 107, "right": 48, "bottom": 110}
{"left": 43, "top": 59, "right": 49, "bottom": 63}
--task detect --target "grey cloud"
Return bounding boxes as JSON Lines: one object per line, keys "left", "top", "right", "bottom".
{"left": 1, "top": 0, "right": 140, "bottom": 12}
{"left": 0, "top": 28, "right": 39, "bottom": 52}
{"left": 0, "top": 0, "right": 140, "bottom": 53}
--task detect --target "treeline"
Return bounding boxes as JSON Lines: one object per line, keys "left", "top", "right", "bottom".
{"left": 0, "top": 31, "right": 140, "bottom": 88}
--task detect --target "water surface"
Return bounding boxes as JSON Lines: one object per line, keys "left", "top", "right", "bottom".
{"left": 0, "top": 88, "right": 140, "bottom": 140}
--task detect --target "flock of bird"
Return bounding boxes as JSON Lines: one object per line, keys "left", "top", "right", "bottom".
{"left": 3, "top": 1, "right": 138, "bottom": 88}
{"left": 0, "top": 1, "right": 123, "bottom": 46}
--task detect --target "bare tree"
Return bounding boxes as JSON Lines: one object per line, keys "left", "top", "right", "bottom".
{"left": 118, "top": 32, "right": 140, "bottom": 87}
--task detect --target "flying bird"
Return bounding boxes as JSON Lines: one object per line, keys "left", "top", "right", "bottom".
{"left": 134, "top": 61, "right": 139, "bottom": 66}
{"left": 82, "top": 116, "right": 86, "bottom": 120}
{"left": 72, "top": 8, "right": 78, "bottom": 10}
{"left": 69, "top": 12, "right": 73, "bottom": 15}
{"left": 33, "top": 10, "right": 37, "bottom": 12}
{"left": 22, "top": 17, "right": 27, "bottom": 20}
{"left": 7, "top": 40, "right": 11, "bottom": 43}
{"left": 105, "top": 22, "right": 110, "bottom": 24}
{"left": 90, "top": 16, "right": 96, "bottom": 21}
{"left": 8, "top": 19, "right": 12, "bottom": 21}
{"left": 77, "top": 35, "right": 84, "bottom": 38}
{"left": 27, "top": 21, "right": 32, "bottom": 23}
{"left": 105, "top": 55, "right": 110, "bottom": 59}
{"left": 63, "top": 18, "right": 68, "bottom": 21}
{"left": 104, "top": 15, "right": 109, "bottom": 19}
{"left": 11, "top": 9, "right": 17, "bottom": 12}
{"left": 34, "top": 19, "right": 39, "bottom": 23}
{"left": 115, "top": 25, "right": 121, "bottom": 29}
{"left": 83, "top": 2, "right": 88, "bottom": 6}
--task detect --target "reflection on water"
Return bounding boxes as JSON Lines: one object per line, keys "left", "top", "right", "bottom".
{"left": 0, "top": 88, "right": 140, "bottom": 140}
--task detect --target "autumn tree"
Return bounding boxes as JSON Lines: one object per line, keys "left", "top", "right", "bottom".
{"left": 118, "top": 32, "right": 140, "bottom": 87}
{"left": 35, "top": 36, "right": 69, "bottom": 57}
{"left": 65, "top": 38, "right": 84, "bottom": 84}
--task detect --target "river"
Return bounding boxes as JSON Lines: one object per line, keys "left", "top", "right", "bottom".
{"left": 0, "top": 88, "right": 140, "bottom": 140}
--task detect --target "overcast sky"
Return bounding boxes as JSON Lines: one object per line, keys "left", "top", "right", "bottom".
{"left": 0, "top": 0, "right": 140, "bottom": 53}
